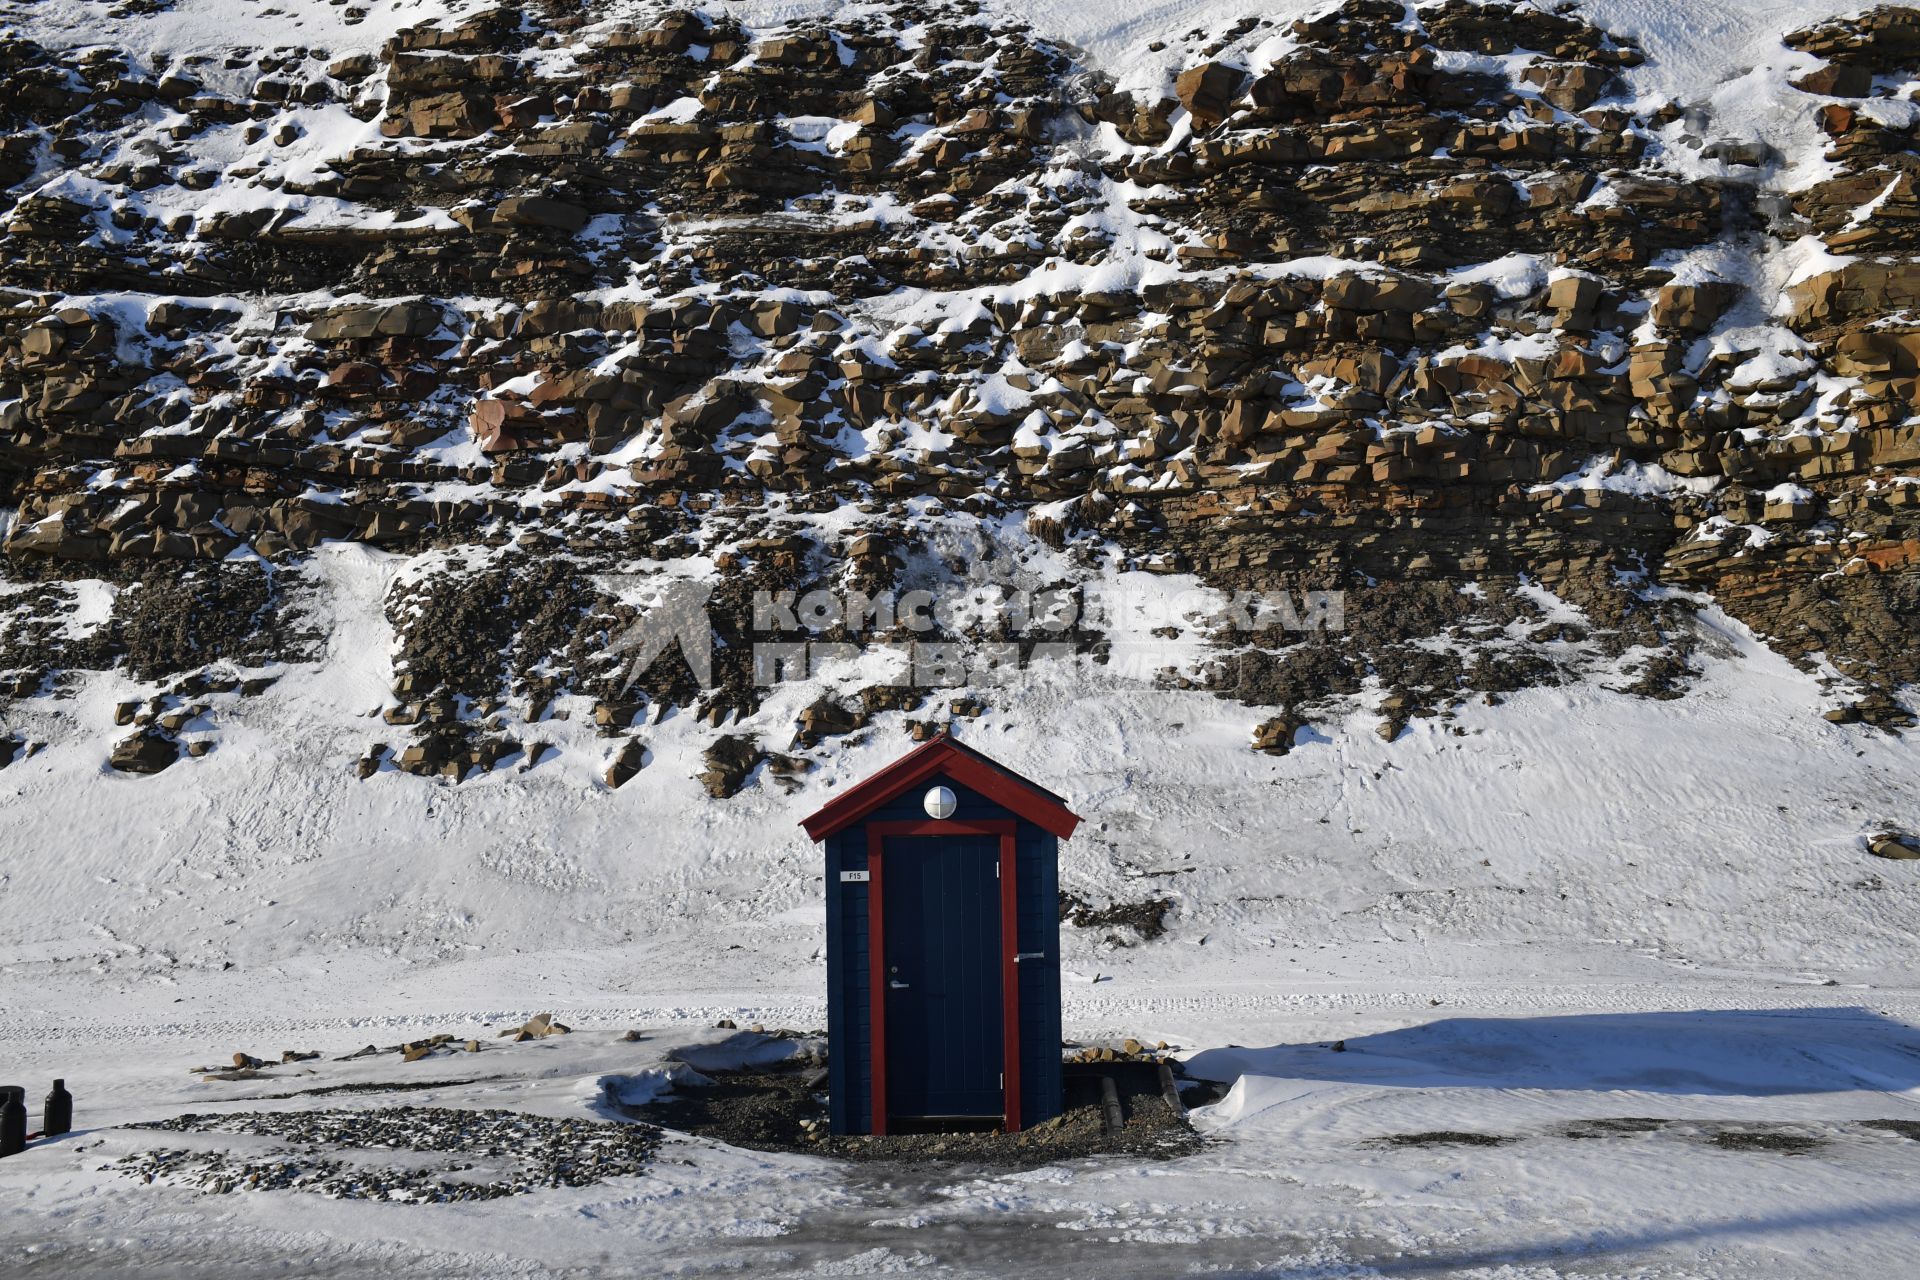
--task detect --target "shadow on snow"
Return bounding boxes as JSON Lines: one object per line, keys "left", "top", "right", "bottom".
{"left": 1183, "top": 1006, "right": 1920, "bottom": 1096}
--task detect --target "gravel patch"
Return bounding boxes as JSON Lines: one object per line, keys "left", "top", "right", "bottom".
{"left": 115, "top": 1106, "right": 661, "bottom": 1202}
{"left": 1707, "top": 1129, "right": 1825, "bottom": 1155}
{"left": 1376, "top": 1130, "right": 1514, "bottom": 1148}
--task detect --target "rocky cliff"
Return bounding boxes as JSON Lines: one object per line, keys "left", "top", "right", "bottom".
{"left": 2, "top": 0, "right": 1917, "bottom": 786}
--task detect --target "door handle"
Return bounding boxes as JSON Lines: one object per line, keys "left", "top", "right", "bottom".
{"left": 889, "top": 980, "right": 910, "bottom": 989}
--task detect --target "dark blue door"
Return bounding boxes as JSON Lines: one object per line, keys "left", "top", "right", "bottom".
{"left": 883, "top": 834, "right": 1003, "bottom": 1120}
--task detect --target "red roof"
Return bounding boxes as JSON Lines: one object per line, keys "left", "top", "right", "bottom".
{"left": 799, "top": 734, "right": 1082, "bottom": 842}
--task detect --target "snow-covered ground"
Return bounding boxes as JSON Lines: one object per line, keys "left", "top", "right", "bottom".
{"left": 4, "top": 540, "right": 1918, "bottom": 1008}
{"left": 3, "top": 990, "right": 1919, "bottom": 1277}
{"left": 4, "top": 0, "right": 1920, "bottom": 1273}
{"left": 3, "top": 568, "right": 1919, "bottom": 1276}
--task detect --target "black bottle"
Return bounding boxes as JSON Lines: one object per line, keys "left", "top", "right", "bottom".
{"left": 43, "top": 1080, "right": 72, "bottom": 1137}
{"left": 0, "top": 1088, "right": 24, "bottom": 1157}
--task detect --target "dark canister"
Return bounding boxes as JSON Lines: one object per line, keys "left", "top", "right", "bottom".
{"left": 0, "top": 1086, "right": 25, "bottom": 1157}
{"left": 43, "top": 1079, "right": 72, "bottom": 1137}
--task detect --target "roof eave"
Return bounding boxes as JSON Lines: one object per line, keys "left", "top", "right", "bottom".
{"left": 800, "top": 738, "right": 1081, "bottom": 842}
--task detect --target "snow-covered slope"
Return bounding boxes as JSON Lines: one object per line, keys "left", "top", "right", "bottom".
{"left": 1, "top": 0, "right": 478, "bottom": 56}
{"left": 0, "top": 0, "right": 1913, "bottom": 1021}
{"left": 3, "top": 555, "right": 1915, "bottom": 1033}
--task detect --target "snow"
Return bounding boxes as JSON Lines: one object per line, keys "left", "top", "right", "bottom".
{"left": 5, "top": 486, "right": 1910, "bottom": 1274}
{"left": 1533, "top": 455, "right": 1721, "bottom": 498}
{"left": 3, "top": 0, "right": 1920, "bottom": 1272}
{"left": 63, "top": 579, "right": 118, "bottom": 633}
{"left": 0, "top": 0, "right": 494, "bottom": 58}
{"left": 1, "top": 568, "right": 1916, "bottom": 1004}
{"left": 1727, "top": 348, "right": 1817, "bottom": 391}
{"left": 1448, "top": 253, "right": 1551, "bottom": 301}
{"left": 1764, "top": 481, "right": 1815, "bottom": 505}
{"left": 1777, "top": 234, "right": 1858, "bottom": 292}
{"left": 635, "top": 96, "right": 708, "bottom": 126}
{"left": 5, "top": 982, "right": 1920, "bottom": 1274}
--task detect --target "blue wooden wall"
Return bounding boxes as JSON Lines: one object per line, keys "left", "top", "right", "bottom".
{"left": 823, "top": 769, "right": 1062, "bottom": 1135}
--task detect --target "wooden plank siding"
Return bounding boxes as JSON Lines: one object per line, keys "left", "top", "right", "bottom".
{"left": 822, "top": 769, "right": 1065, "bottom": 1135}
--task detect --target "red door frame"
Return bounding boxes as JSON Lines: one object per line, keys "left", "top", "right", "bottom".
{"left": 865, "top": 819, "right": 1022, "bottom": 1136}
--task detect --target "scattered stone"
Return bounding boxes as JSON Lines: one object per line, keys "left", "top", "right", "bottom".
{"left": 1867, "top": 830, "right": 1920, "bottom": 860}
{"left": 1708, "top": 1129, "right": 1824, "bottom": 1154}
{"left": 604, "top": 737, "right": 648, "bottom": 788}
{"left": 119, "top": 1107, "right": 661, "bottom": 1201}
{"left": 1061, "top": 893, "right": 1175, "bottom": 942}
{"left": 109, "top": 729, "right": 178, "bottom": 774}
{"left": 700, "top": 735, "right": 766, "bottom": 799}
{"left": 499, "top": 1012, "right": 571, "bottom": 1039}
{"left": 1251, "top": 716, "right": 1298, "bottom": 754}
{"left": 1379, "top": 1131, "right": 1513, "bottom": 1148}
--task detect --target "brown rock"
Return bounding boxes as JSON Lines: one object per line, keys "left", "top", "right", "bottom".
{"left": 329, "top": 53, "right": 376, "bottom": 81}
{"left": 1788, "top": 260, "right": 1920, "bottom": 328}
{"left": 1252, "top": 716, "right": 1298, "bottom": 754}
{"left": 306, "top": 300, "right": 445, "bottom": 342}
{"left": 605, "top": 737, "right": 648, "bottom": 788}
{"left": 1324, "top": 271, "right": 1437, "bottom": 313}
{"left": 798, "top": 697, "right": 861, "bottom": 744}
{"left": 700, "top": 734, "right": 765, "bottom": 798}
{"left": 1547, "top": 275, "right": 1603, "bottom": 330}
{"left": 109, "top": 730, "right": 178, "bottom": 774}
{"left": 494, "top": 194, "right": 591, "bottom": 233}
{"left": 1867, "top": 831, "right": 1920, "bottom": 860}
{"left": 1522, "top": 62, "right": 1616, "bottom": 111}
{"left": 1651, "top": 282, "right": 1741, "bottom": 334}
{"left": 1174, "top": 62, "right": 1246, "bottom": 130}
{"left": 1790, "top": 62, "right": 1875, "bottom": 97}
{"left": 1786, "top": 8, "right": 1920, "bottom": 72}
